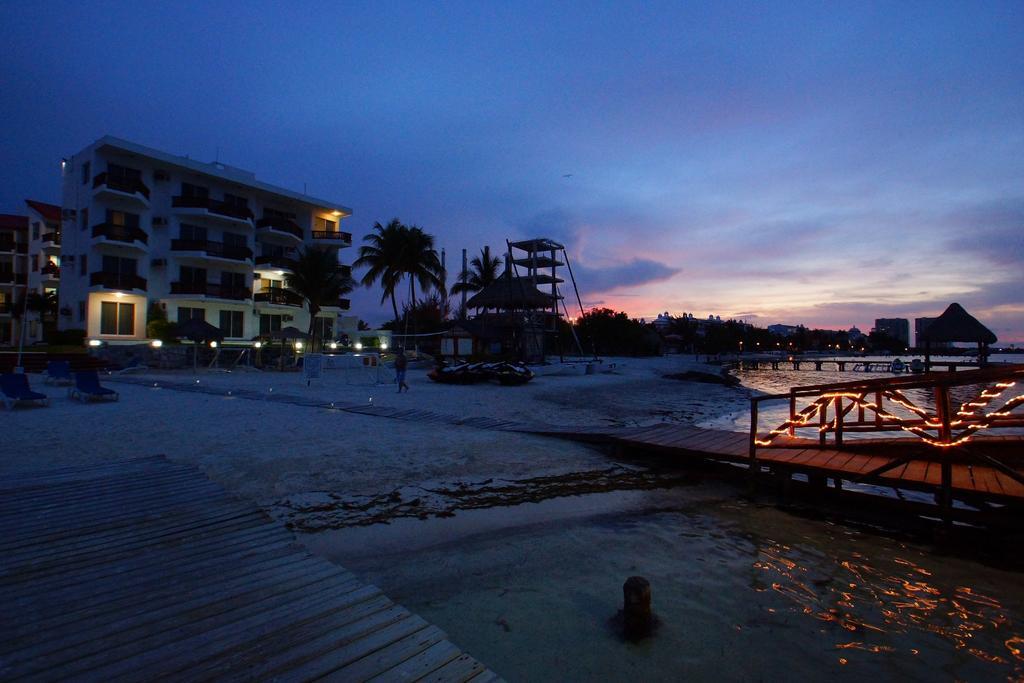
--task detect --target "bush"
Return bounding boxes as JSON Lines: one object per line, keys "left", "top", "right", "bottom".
{"left": 575, "top": 308, "right": 662, "bottom": 356}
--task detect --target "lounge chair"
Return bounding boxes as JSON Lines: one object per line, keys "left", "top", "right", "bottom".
{"left": 1, "top": 373, "right": 49, "bottom": 410}
{"left": 70, "top": 370, "right": 119, "bottom": 403}
{"left": 44, "top": 360, "right": 73, "bottom": 385}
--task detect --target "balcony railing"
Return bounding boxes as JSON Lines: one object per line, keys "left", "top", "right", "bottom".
{"left": 256, "top": 216, "right": 303, "bottom": 240}
{"left": 0, "top": 272, "right": 26, "bottom": 285}
{"left": 171, "top": 239, "right": 253, "bottom": 261}
{"left": 254, "top": 288, "right": 304, "bottom": 307}
{"left": 255, "top": 254, "right": 297, "bottom": 271}
{"left": 0, "top": 241, "right": 28, "bottom": 253}
{"left": 172, "top": 196, "right": 255, "bottom": 222}
{"left": 40, "top": 231, "right": 61, "bottom": 245}
{"left": 312, "top": 230, "right": 352, "bottom": 242}
{"left": 41, "top": 262, "right": 60, "bottom": 277}
{"left": 92, "top": 223, "right": 149, "bottom": 246}
{"left": 93, "top": 172, "right": 151, "bottom": 200}
{"left": 90, "top": 271, "right": 147, "bottom": 291}
{"left": 170, "top": 282, "right": 251, "bottom": 300}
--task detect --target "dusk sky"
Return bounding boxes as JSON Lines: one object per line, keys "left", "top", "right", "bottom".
{"left": 2, "top": 1, "right": 1021, "bottom": 341}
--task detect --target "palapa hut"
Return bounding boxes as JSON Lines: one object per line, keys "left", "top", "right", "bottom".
{"left": 918, "top": 302, "right": 997, "bottom": 370}
{"left": 446, "top": 277, "right": 554, "bottom": 361}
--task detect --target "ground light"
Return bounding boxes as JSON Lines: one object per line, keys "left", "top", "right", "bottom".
{"left": 380, "top": 342, "right": 388, "bottom": 350}
{"left": 354, "top": 342, "right": 363, "bottom": 350}
{"left": 88, "top": 339, "right": 102, "bottom": 347}
{"left": 150, "top": 340, "right": 163, "bottom": 348}
{"left": 254, "top": 341, "right": 263, "bottom": 348}
{"left": 294, "top": 341, "right": 303, "bottom": 350}
{"left": 329, "top": 342, "right": 338, "bottom": 350}
{"left": 209, "top": 341, "right": 218, "bottom": 348}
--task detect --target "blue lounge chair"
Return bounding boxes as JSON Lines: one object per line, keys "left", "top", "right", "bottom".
{"left": 44, "top": 360, "right": 73, "bottom": 386}
{"left": 70, "top": 370, "right": 119, "bottom": 403}
{"left": 1, "top": 373, "right": 49, "bottom": 410}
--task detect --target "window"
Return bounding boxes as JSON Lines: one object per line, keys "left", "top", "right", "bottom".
{"left": 219, "top": 310, "right": 244, "bottom": 338}
{"left": 78, "top": 301, "right": 86, "bottom": 322}
{"left": 107, "top": 163, "right": 141, "bottom": 182}
{"left": 102, "top": 255, "right": 136, "bottom": 275}
{"left": 100, "top": 301, "right": 135, "bottom": 335}
{"left": 177, "top": 307, "right": 205, "bottom": 324}
{"left": 181, "top": 182, "right": 209, "bottom": 199}
{"left": 223, "top": 232, "right": 246, "bottom": 248}
{"left": 31, "top": 255, "right": 38, "bottom": 272}
{"left": 80, "top": 254, "right": 87, "bottom": 276}
{"left": 314, "top": 217, "right": 337, "bottom": 233}
{"left": 263, "top": 208, "right": 295, "bottom": 221}
{"left": 180, "top": 266, "right": 207, "bottom": 285}
{"left": 80, "top": 207, "right": 89, "bottom": 231}
{"left": 221, "top": 271, "right": 246, "bottom": 292}
{"left": 315, "top": 316, "right": 334, "bottom": 341}
{"left": 106, "top": 209, "right": 139, "bottom": 228}
{"left": 32, "top": 222, "right": 40, "bottom": 240}
{"left": 180, "top": 224, "right": 207, "bottom": 241}
{"left": 224, "top": 193, "right": 248, "bottom": 210}
{"left": 260, "top": 314, "right": 283, "bottom": 335}
{"left": 81, "top": 161, "right": 90, "bottom": 185}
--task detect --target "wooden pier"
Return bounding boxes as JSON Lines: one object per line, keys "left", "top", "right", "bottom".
{"left": 0, "top": 456, "right": 499, "bottom": 682}
{"left": 721, "top": 355, "right": 988, "bottom": 373}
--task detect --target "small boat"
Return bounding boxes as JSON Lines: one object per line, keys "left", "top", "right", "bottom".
{"left": 891, "top": 358, "right": 906, "bottom": 374}
{"left": 909, "top": 358, "right": 925, "bottom": 374}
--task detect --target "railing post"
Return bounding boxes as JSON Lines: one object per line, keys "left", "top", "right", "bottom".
{"left": 819, "top": 398, "right": 828, "bottom": 446}
{"left": 935, "top": 385, "right": 953, "bottom": 527}
{"left": 748, "top": 398, "right": 759, "bottom": 495}
{"left": 788, "top": 394, "right": 796, "bottom": 437}
{"left": 834, "top": 396, "right": 843, "bottom": 447}
{"left": 875, "top": 390, "right": 883, "bottom": 428}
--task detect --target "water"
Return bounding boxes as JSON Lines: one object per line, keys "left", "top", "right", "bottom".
{"left": 305, "top": 487, "right": 1024, "bottom": 681}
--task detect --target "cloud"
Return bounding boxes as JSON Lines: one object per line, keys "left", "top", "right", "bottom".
{"left": 571, "top": 258, "right": 680, "bottom": 295}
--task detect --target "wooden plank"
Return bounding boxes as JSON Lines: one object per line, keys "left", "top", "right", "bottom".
{"left": 366, "top": 639, "right": 464, "bottom": 682}
{"left": 328, "top": 625, "right": 449, "bottom": 681}
{"left": 414, "top": 652, "right": 488, "bottom": 682}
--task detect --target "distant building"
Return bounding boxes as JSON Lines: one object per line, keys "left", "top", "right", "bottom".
{"left": 915, "top": 317, "right": 952, "bottom": 349}
{"left": 0, "top": 213, "right": 28, "bottom": 345}
{"left": 653, "top": 311, "right": 674, "bottom": 331}
{"left": 873, "top": 318, "right": 910, "bottom": 346}
{"left": 848, "top": 326, "right": 865, "bottom": 341}
{"left": 768, "top": 324, "right": 801, "bottom": 337}
{"left": 0, "top": 201, "right": 62, "bottom": 346}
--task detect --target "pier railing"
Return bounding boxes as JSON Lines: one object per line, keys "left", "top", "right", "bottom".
{"left": 749, "top": 364, "right": 1024, "bottom": 454}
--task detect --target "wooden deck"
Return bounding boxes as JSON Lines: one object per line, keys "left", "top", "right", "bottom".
{"left": 606, "top": 424, "right": 1024, "bottom": 502}
{"left": 0, "top": 456, "right": 499, "bottom": 682}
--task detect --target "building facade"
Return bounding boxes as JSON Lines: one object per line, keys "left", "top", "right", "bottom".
{"left": 0, "top": 214, "right": 28, "bottom": 345}
{"left": 873, "top": 318, "right": 910, "bottom": 346}
{"left": 914, "top": 317, "right": 952, "bottom": 349}
{"left": 24, "top": 200, "right": 62, "bottom": 344}
{"left": 58, "top": 137, "right": 352, "bottom": 343}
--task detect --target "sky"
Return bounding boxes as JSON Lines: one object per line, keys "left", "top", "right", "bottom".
{"left": 1, "top": 1, "right": 1021, "bottom": 341}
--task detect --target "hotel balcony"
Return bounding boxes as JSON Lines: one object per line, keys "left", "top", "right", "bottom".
{"left": 40, "top": 231, "right": 61, "bottom": 254}
{"left": 0, "top": 272, "right": 27, "bottom": 286}
{"left": 254, "top": 254, "right": 297, "bottom": 275}
{"left": 89, "top": 271, "right": 147, "bottom": 293}
{"left": 0, "top": 302, "right": 12, "bottom": 315}
{"left": 256, "top": 216, "right": 304, "bottom": 244}
{"left": 91, "top": 223, "right": 149, "bottom": 251}
{"left": 170, "top": 239, "right": 253, "bottom": 264}
{"left": 92, "top": 173, "right": 151, "bottom": 206}
{"left": 253, "top": 288, "right": 304, "bottom": 308}
{"left": 41, "top": 261, "right": 60, "bottom": 282}
{"left": 172, "top": 196, "right": 255, "bottom": 226}
{"left": 311, "top": 230, "right": 352, "bottom": 246}
{"left": 169, "top": 282, "right": 252, "bottom": 301}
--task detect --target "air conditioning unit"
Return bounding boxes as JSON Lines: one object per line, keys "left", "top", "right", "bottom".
{"left": 152, "top": 217, "right": 168, "bottom": 226}
{"left": 154, "top": 170, "right": 170, "bottom": 181}
{"left": 151, "top": 258, "right": 167, "bottom": 267}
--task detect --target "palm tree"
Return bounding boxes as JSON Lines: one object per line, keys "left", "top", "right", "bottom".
{"left": 399, "top": 224, "right": 445, "bottom": 307}
{"left": 354, "top": 219, "right": 405, "bottom": 320}
{"left": 285, "top": 247, "right": 355, "bottom": 350}
{"left": 451, "top": 246, "right": 503, "bottom": 296}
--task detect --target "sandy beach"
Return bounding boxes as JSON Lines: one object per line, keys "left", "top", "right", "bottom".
{"left": 5, "top": 356, "right": 1024, "bottom": 680}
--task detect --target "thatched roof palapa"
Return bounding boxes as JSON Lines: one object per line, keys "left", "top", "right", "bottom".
{"left": 465, "top": 277, "right": 552, "bottom": 310}
{"left": 919, "top": 303, "right": 997, "bottom": 344}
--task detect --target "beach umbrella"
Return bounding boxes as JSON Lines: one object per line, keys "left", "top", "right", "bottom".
{"left": 175, "top": 318, "right": 224, "bottom": 372}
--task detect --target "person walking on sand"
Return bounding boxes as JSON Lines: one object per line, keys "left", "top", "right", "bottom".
{"left": 394, "top": 348, "right": 409, "bottom": 393}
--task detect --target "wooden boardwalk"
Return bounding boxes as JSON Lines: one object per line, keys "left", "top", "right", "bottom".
{"left": 605, "top": 424, "right": 1024, "bottom": 502}
{"left": 0, "top": 456, "right": 499, "bottom": 682}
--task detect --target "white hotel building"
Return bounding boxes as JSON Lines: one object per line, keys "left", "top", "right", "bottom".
{"left": 58, "top": 137, "right": 352, "bottom": 343}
